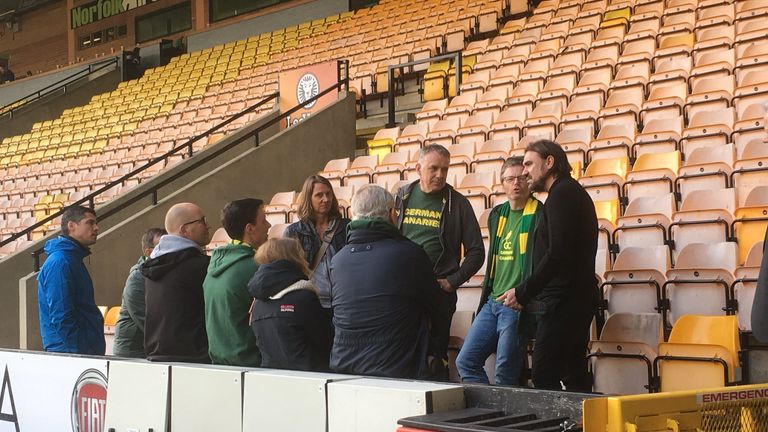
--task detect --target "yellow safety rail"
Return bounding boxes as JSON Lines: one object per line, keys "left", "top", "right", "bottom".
{"left": 584, "top": 383, "right": 768, "bottom": 432}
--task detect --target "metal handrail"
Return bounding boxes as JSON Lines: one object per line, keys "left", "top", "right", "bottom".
{"left": 386, "top": 51, "right": 463, "bottom": 127}
{"left": 2, "top": 60, "right": 350, "bottom": 270}
{"left": 0, "top": 57, "right": 119, "bottom": 119}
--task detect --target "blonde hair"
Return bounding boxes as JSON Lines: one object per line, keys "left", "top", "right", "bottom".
{"left": 255, "top": 238, "right": 312, "bottom": 277}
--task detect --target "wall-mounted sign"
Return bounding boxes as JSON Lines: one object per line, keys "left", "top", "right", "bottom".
{"left": 279, "top": 61, "right": 339, "bottom": 129}
{"left": 71, "top": 0, "right": 158, "bottom": 29}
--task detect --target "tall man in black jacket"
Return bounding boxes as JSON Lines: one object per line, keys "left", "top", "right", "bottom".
{"left": 502, "top": 140, "right": 599, "bottom": 392}
{"left": 142, "top": 202, "right": 211, "bottom": 363}
{"left": 396, "top": 144, "right": 485, "bottom": 378}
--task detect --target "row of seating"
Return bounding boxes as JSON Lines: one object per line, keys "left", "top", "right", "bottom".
{"left": 0, "top": 0, "right": 502, "bottom": 251}
{"left": 589, "top": 313, "right": 742, "bottom": 394}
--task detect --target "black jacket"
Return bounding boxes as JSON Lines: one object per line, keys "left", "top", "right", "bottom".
{"left": 329, "top": 219, "right": 450, "bottom": 379}
{"left": 284, "top": 217, "right": 350, "bottom": 308}
{"left": 141, "top": 247, "right": 211, "bottom": 363}
{"left": 515, "top": 176, "right": 599, "bottom": 313}
{"left": 395, "top": 181, "right": 485, "bottom": 289}
{"left": 248, "top": 260, "right": 332, "bottom": 371}
{"left": 751, "top": 229, "right": 768, "bottom": 342}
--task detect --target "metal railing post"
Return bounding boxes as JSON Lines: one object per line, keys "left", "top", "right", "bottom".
{"left": 387, "top": 67, "right": 396, "bottom": 128}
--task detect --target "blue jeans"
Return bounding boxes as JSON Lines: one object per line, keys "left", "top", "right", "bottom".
{"left": 455, "top": 298, "right": 527, "bottom": 385}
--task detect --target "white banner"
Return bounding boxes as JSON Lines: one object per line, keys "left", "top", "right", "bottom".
{"left": 0, "top": 350, "right": 108, "bottom": 432}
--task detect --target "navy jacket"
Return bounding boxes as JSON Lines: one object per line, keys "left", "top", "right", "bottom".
{"left": 37, "top": 236, "right": 105, "bottom": 355}
{"left": 284, "top": 217, "right": 349, "bottom": 308}
{"left": 329, "top": 220, "right": 450, "bottom": 379}
{"left": 249, "top": 260, "right": 332, "bottom": 371}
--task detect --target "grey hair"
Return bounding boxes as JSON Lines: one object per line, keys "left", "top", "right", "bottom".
{"left": 501, "top": 156, "right": 524, "bottom": 173}
{"left": 351, "top": 184, "right": 395, "bottom": 221}
{"left": 418, "top": 144, "right": 451, "bottom": 163}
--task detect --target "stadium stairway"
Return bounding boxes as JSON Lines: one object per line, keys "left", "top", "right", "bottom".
{"left": 2, "top": 93, "right": 356, "bottom": 350}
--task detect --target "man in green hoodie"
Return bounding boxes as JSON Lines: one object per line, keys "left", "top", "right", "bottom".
{"left": 203, "top": 198, "right": 271, "bottom": 366}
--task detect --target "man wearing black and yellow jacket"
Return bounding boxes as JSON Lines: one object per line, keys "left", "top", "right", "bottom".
{"left": 455, "top": 157, "right": 543, "bottom": 385}
{"left": 395, "top": 144, "right": 485, "bottom": 380}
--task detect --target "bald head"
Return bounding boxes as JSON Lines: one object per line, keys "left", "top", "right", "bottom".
{"left": 165, "top": 202, "right": 210, "bottom": 246}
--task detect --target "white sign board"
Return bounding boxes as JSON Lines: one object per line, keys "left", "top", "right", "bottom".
{"left": 0, "top": 350, "right": 108, "bottom": 432}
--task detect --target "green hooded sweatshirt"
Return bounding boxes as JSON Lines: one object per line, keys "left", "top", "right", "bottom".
{"left": 203, "top": 243, "right": 261, "bottom": 366}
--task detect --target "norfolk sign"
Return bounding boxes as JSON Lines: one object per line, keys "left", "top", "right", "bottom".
{"left": 71, "top": 0, "right": 158, "bottom": 29}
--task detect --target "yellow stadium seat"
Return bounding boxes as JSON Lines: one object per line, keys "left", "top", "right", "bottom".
{"left": 367, "top": 127, "right": 400, "bottom": 159}
{"left": 601, "top": 7, "right": 630, "bottom": 28}
{"left": 733, "top": 206, "right": 768, "bottom": 265}
{"left": 104, "top": 306, "right": 120, "bottom": 327}
{"left": 594, "top": 199, "right": 620, "bottom": 225}
{"left": 657, "top": 315, "right": 740, "bottom": 392}
{"left": 423, "top": 60, "right": 450, "bottom": 101}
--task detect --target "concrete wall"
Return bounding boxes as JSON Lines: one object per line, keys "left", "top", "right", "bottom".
{"left": 0, "top": 65, "right": 121, "bottom": 141}
{"left": 187, "top": 0, "right": 348, "bottom": 52}
{"left": 13, "top": 93, "right": 356, "bottom": 350}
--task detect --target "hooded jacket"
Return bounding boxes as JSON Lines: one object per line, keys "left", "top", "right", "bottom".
{"left": 248, "top": 260, "right": 331, "bottom": 371}
{"left": 203, "top": 243, "right": 261, "bottom": 366}
{"left": 37, "top": 236, "right": 105, "bottom": 355}
{"left": 141, "top": 235, "right": 210, "bottom": 363}
{"left": 284, "top": 217, "right": 350, "bottom": 308}
{"left": 395, "top": 181, "right": 485, "bottom": 290}
{"left": 329, "top": 219, "right": 450, "bottom": 379}
{"left": 113, "top": 256, "right": 148, "bottom": 358}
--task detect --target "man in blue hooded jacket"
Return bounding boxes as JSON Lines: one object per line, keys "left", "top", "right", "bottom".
{"left": 37, "top": 205, "right": 105, "bottom": 355}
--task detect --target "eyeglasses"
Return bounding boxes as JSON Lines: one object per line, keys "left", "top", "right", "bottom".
{"left": 182, "top": 216, "right": 208, "bottom": 228}
{"left": 501, "top": 175, "right": 528, "bottom": 184}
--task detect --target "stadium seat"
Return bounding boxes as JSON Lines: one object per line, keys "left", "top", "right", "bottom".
{"left": 656, "top": 315, "right": 740, "bottom": 392}
{"left": 670, "top": 188, "right": 736, "bottom": 255}
{"left": 615, "top": 193, "right": 675, "bottom": 252}
{"left": 470, "top": 140, "right": 511, "bottom": 175}
{"left": 455, "top": 112, "right": 494, "bottom": 145}
{"left": 372, "top": 151, "right": 408, "bottom": 190}
{"left": 455, "top": 171, "right": 495, "bottom": 217}
{"left": 367, "top": 127, "right": 400, "bottom": 159}
{"left": 343, "top": 155, "right": 378, "bottom": 189}
{"left": 264, "top": 191, "right": 296, "bottom": 225}
{"left": 624, "top": 151, "right": 680, "bottom": 202}
{"left": 665, "top": 242, "right": 738, "bottom": 326}
{"left": 602, "top": 246, "right": 670, "bottom": 319}
{"left": 589, "top": 312, "right": 662, "bottom": 395}
{"left": 676, "top": 144, "right": 734, "bottom": 202}
{"left": 395, "top": 123, "right": 430, "bottom": 155}
{"left": 579, "top": 156, "right": 629, "bottom": 204}
{"left": 732, "top": 205, "right": 768, "bottom": 265}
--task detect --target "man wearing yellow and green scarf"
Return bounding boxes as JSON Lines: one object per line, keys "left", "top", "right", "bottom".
{"left": 455, "top": 157, "right": 543, "bottom": 385}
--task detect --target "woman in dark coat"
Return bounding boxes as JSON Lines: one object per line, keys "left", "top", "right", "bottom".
{"left": 284, "top": 175, "right": 350, "bottom": 310}
{"left": 248, "top": 237, "right": 332, "bottom": 371}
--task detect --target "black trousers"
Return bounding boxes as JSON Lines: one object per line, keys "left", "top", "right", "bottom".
{"left": 428, "top": 290, "right": 457, "bottom": 381}
{"left": 531, "top": 302, "right": 594, "bottom": 392}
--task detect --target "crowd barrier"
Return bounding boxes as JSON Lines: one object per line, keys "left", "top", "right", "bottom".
{"left": 0, "top": 349, "right": 466, "bottom": 432}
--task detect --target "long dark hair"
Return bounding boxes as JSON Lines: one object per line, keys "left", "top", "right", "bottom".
{"left": 525, "top": 139, "right": 572, "bottom": 178}
{"left": 296, "top": 175, "right": 342, "bottom": 223}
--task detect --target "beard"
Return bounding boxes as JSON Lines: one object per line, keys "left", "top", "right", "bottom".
{"left": 528, "top": 166, "right": 553, "bottom": 193}
{"left": 528, "top": 175, "right": 547, "bottom": 193}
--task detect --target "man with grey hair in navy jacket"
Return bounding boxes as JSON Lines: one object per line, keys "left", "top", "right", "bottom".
{"left": 330, "top": 184, "right": 450, "bottom": 379}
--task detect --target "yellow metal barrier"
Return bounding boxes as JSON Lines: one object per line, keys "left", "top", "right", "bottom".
{"left": 584, "top": 383, "right": 768, "bottom": 432}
